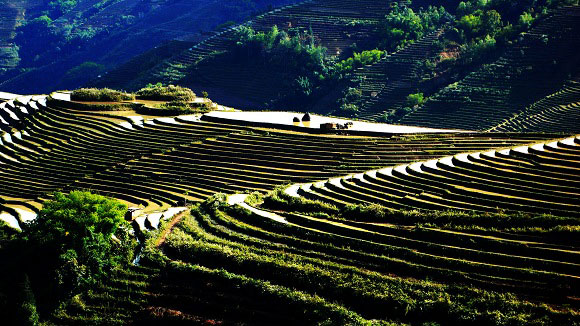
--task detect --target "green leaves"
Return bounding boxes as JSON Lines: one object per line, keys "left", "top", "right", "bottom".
{"left": 380, "top": 5, "right": 451, "bottom": 51}
{"left": 25, "top": 191, "right": 133, "bottom": 303}
{"left": 335, "top": 50, "right": 386, "bottom": 74}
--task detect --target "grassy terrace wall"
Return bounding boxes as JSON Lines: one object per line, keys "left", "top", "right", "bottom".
{"left": 489, "top": 75, "right": 580, "bottom": 133}
{"left": 1, "top": 96, "right": 578, "bottom": 324}
{"left": 130, "top": 195, "right": 578, "bottom": 325}
{"left": 353, "top": 28, "right": 446, "bottom": 121}
{"left": 0, "top": 96, "right": 565, "bottom": 218}
{"left": 48, "top": 195, "right": 579, "bottom": 324}
{"left": 290, "top": 136, "right": 580, "bottom": 216}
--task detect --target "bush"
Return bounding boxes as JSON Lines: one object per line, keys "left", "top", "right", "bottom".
{"left": 406, "top": 92, "right": 425, "bottom": 107}
{"left": 336, "top": 87, "right": 362, "bottom": 117}
{"left": 338, "top": 103, "right": 359, "bottom": 117}
{"left": 136, "top": 84, "right": 196, "bottom": 101}
{"left": 379, "top": 4, "right": 452, "bottom": 51}
{"left": 25, "top": 191, "right": 135, "bottom": 301}
{"left": 334, "top": 49, "right": 385, "bottom": 74}
{"left": 378, "top": 106, "right": 413, "bottom": 123}
{"left": 71, "top": 88, "right": 135, "bottom": 102}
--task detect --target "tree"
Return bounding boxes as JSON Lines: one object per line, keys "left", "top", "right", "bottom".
{"left": 379, "top": 5, "right": 451, "bottom": 51}
{"left": 518, "top": 11, "right": 535, "bottom": 28}
{"left": 49, "top": 0, "right": 78, "bottom": 17}
{"left": 24, "top": 191, "right": 134, "bottom": 304}
{"left": 482, "top": 10, "right": 503, "bottom": 34}
{"left": 406, "top": 92, "right": 425, "bottom": 107}
{"left": 61, "top": 61, "right": 106, "bottom": 86}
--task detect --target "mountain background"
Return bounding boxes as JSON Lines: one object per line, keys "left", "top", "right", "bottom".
{"left": 0, "top": 0, "right": 299, "bottom": 93}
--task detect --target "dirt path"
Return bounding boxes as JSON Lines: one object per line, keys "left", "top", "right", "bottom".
{"left": 156, "top": 210, "right": 189, "bottom": 248}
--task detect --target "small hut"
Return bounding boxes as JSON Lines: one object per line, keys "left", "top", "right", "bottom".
{"left": 293, "top": 116, "right": 300, "bottom": 123}
{"left": 302, "top": 112, "right": 311, "bottom": 122}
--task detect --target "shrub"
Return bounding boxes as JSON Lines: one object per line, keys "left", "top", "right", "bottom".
{"left": 14, "top": 274, "right": 39, "bottom": 326}
{"left": 338, "top": 103, "right": 359, "bottom": 117}
{"left": 406, "top": 92, "right": 425, "bottom": 107}
{"left": 71, "top": 88, "right": 135, "bottom": 102}
{"left": 334, "top": 49, "right": 385, "bottom": 74}
{"left": 336, "top": 87, "right": 362, "bottom": 117}
{"left": 378, "top": 106, "right": 413, "bottom": 123}
{"left": 136, "top": 84, "right": 196, "bottom": 101}
{"left": 379, "top": 4, "right": 452, "bottom": 51}
{"left": 24, "top": 191, "right": 135, "bottom": 301}
{"left": 136, "top": 100, "right": 212, "bottom": 115}
{"left": 263, "top": 186, "right": 340, "bottom": 215}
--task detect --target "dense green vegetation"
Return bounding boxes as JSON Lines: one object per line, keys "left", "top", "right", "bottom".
{"left": 137, "top": 100, "right": 213, "bottom": 115}
{"left": 265, "top": 187, "right": 580, "bottom": 233}
{"left": 61, "top": 62, "right": 106, "bottom": 86}
{"left": 0, "top": 191, "right": 135, "bottom": 324}
{"left": 379, "top": 4, "right": 452, "bottom": 51}
{"left": 1, "top": 0, "right": 580, "bottom": 323}
{"left": 147, "top": 195, "right": 579, "bottom": 325}
{"left": 0, "top": 0, "right": 302, "bottom": 93}
{"left": 71, "top": 87, "right": 135, "bottom": 102}
{"left": 136, "top": 83, "right": 196, "bottom": 101}
{"left": 334, "top": 49, "right": 386, "bottom": 74}
{"left": 1, "top": 94, "right": 578, "bottom": 324}
{"left": 231, "top": 25, "right": 328, "bottom": 97}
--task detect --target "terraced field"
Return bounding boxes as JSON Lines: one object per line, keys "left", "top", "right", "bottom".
{"left": 489, "top": 75, "right": 580, "bottom": 133}
{"left": 0, "top": 95, "right": 562, "bottom": 226}
{"left": 400, "top": 6, "right": 580, "bottom": 130}
{"left": 1, "top": 94, "right": 578, "bottom": 324}
{"left": 353, "top": 28, "right": 446, "bottom": 121}
{"left": 289, "top": 136, "right": 580, "bottom": 215}
{"left": 101, "top": 0, "right": 401, "bottom": 107}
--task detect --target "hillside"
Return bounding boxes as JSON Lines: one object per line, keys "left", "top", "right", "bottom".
{"left": 91, "top": 0, "right": 397, "bottom": 108}
{"left": 0, "top": 0, "right": 300, "bottom": 94}
{"left": 84, "top": 0, "right": 580, "bottom": 132}
{"left": 400, "top": 6, "right": 580, "bottom": 131}
{"left": 0, "top": 94, "right": 557, "bottom": 215}
{"left": 0, "top": 93, "right": 578, "bottom": 324}
{"left": 1, "top": 0, "right": 580, "bottom": 324}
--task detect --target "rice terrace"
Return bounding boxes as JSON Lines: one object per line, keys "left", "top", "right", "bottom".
{"left": 0, "top": 0, "right": 580, "bottom": 325}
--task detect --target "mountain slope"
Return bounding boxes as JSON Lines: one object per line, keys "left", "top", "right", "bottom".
{"left": 0, "top": 0, "right": 300, "bottom": 94}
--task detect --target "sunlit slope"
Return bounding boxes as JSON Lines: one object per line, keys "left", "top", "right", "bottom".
{"left": 0, "top": 95, "right": 562, "bottom": 222}
{"left": 290, "top": 136, "right": 580, "bottom": 216}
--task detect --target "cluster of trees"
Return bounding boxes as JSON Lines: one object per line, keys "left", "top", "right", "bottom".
{"left": 232, "top": 25, "right": 328, "bottom": 97}
{"left": 61, "top": 62, "right": 106, "bottom": 86}
{"left": 451, "top": 0, "right": 579, "bottom": 63}
{"left": 379, "top": 4, "right": 453, "bottom": 51}
{"left": 71, "top": 87, "right": 135, "bottom": 102}
{"left": 0, "top": 191, "right": 135, "bottom": 323}
{"left": 48, "top": 0, "right": 78, "bottom": 17}
{"left": 334, "top": 0, "right": 579, "bottom": 120}
{"left": 377, "top": 92, "right": 425, "bottom": 123}
{"left": 335, "top": 87, "right": 363, "bottom": 117}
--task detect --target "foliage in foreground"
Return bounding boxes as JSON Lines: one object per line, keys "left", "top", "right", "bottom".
{"left": 156, "top": 195, "right": 579, "bottom": 326}
{"left": 0, "top": 191, "right": 135, "bottom": 323}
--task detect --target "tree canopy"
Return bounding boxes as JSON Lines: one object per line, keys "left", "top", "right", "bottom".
{"left": 25, "top": 191, "right": 133, "bottom": 302}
